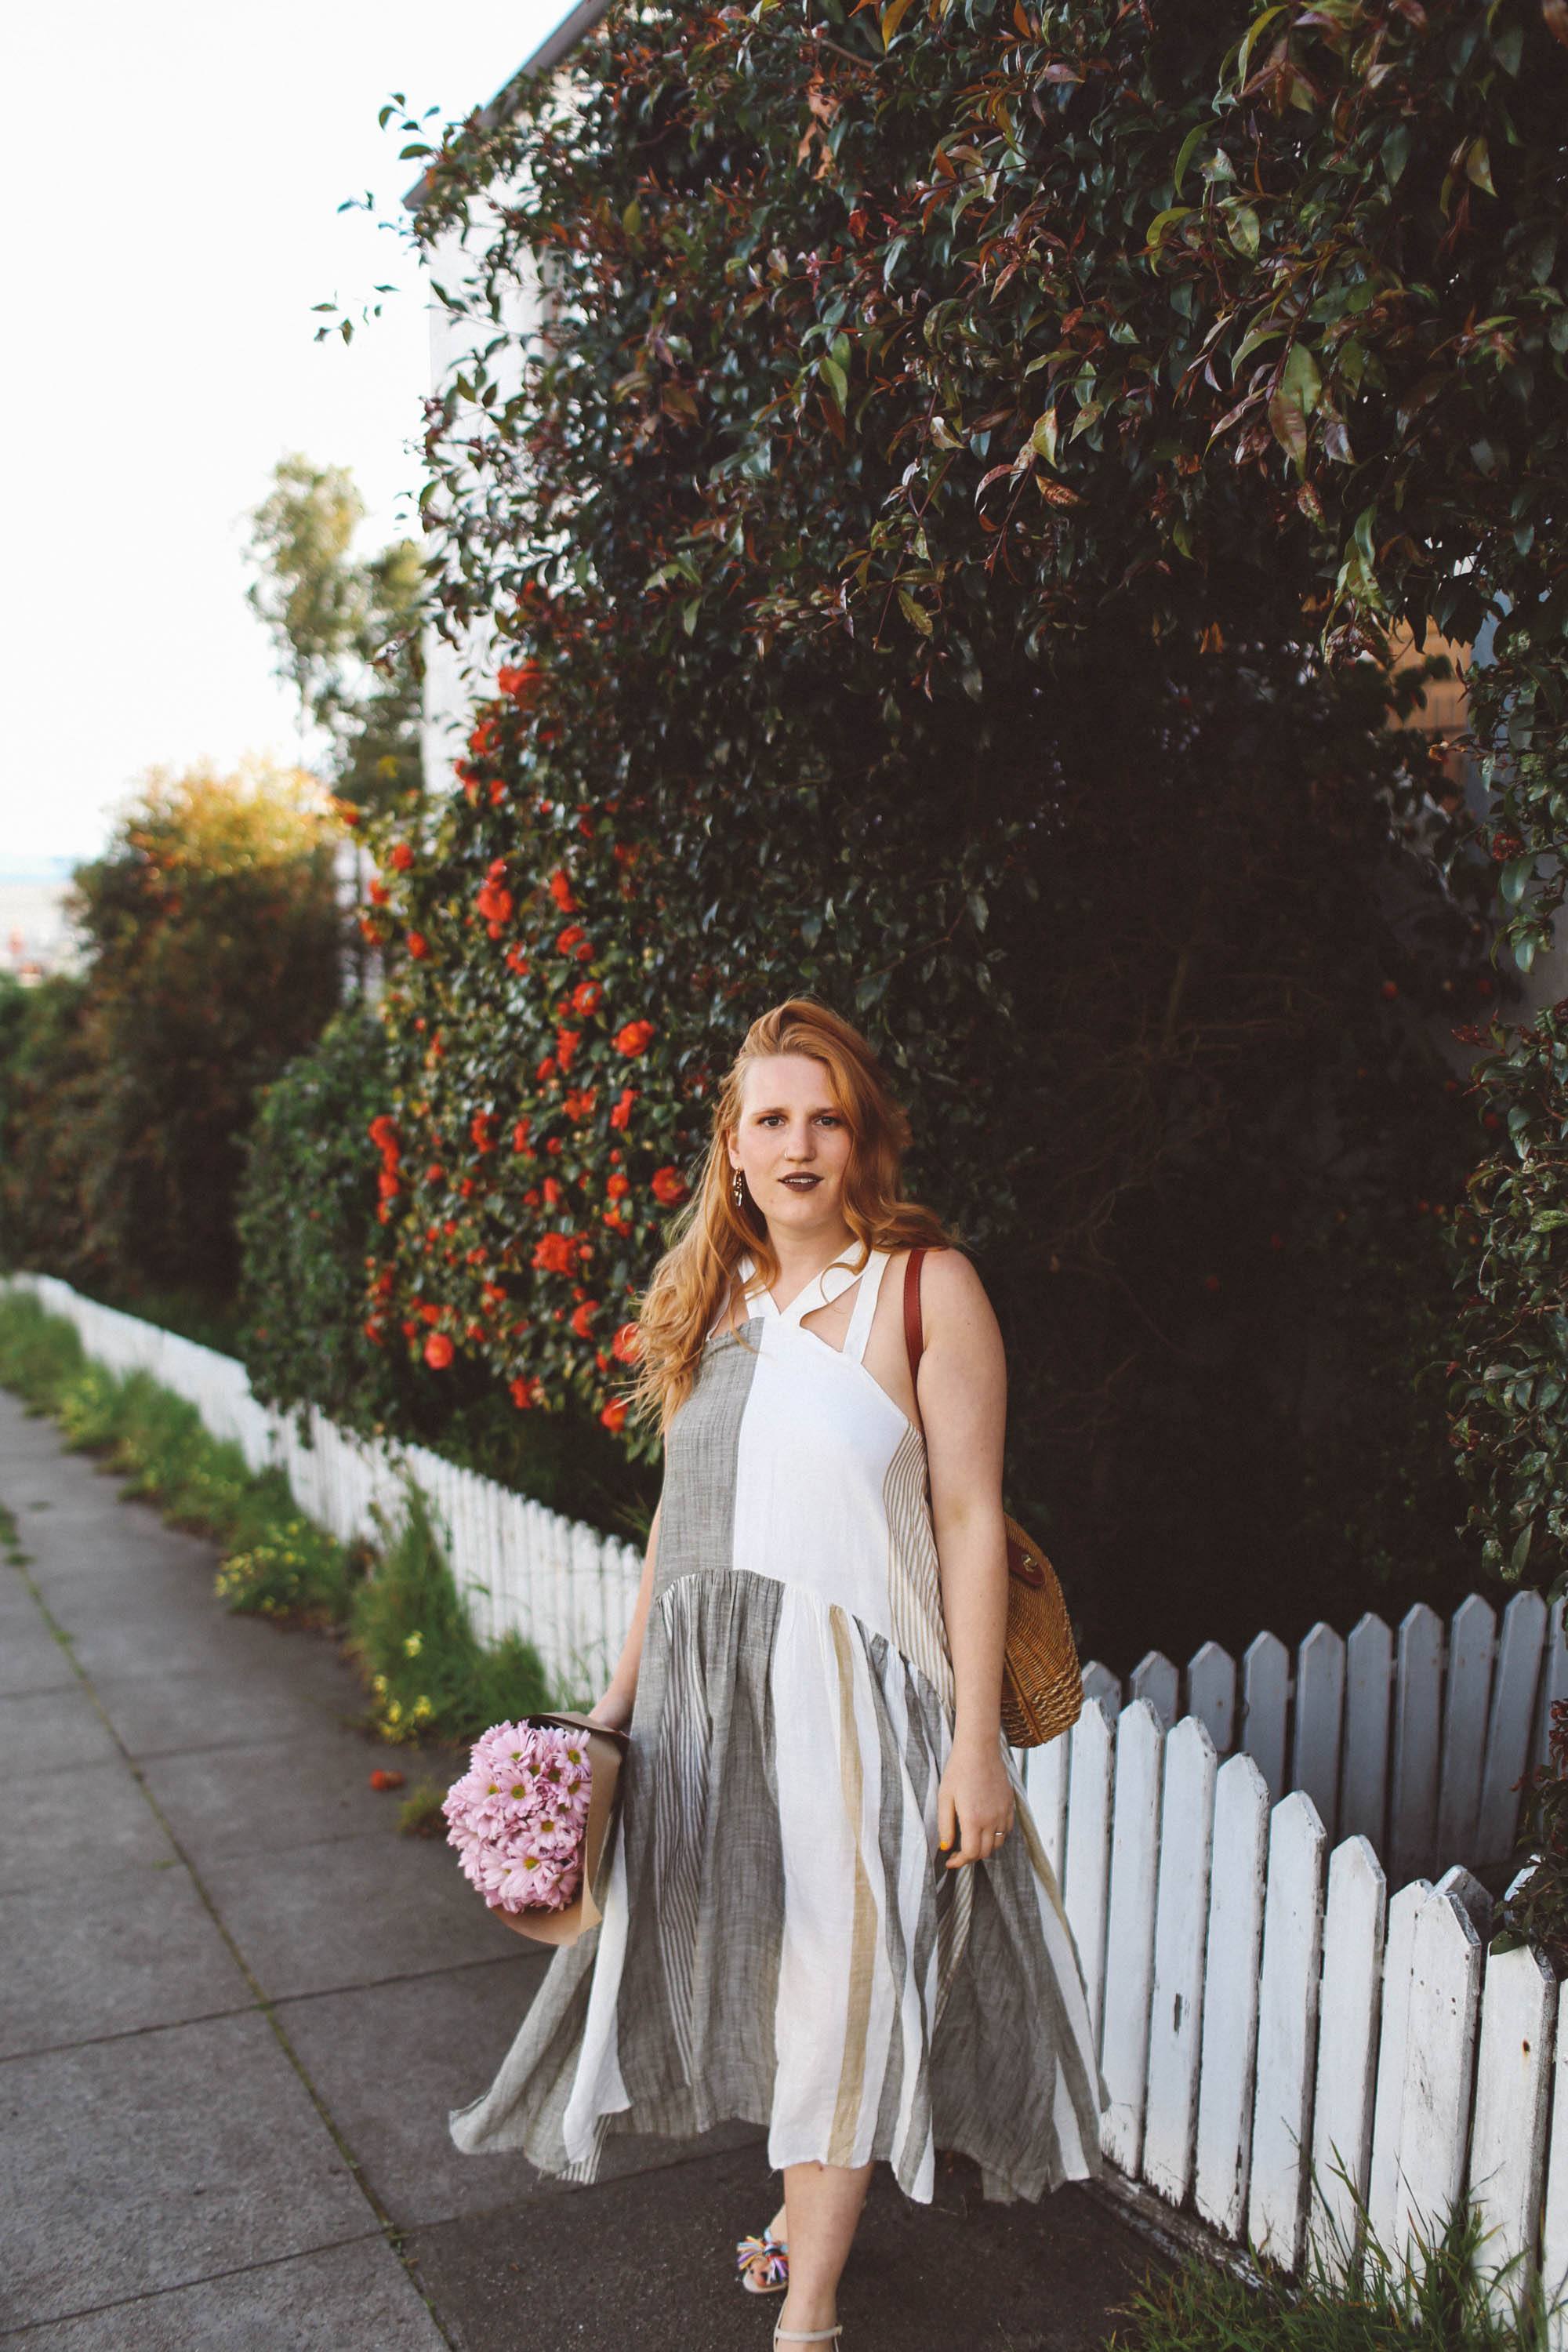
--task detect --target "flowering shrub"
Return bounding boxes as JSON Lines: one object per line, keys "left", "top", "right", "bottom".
{"left": 238, "top": 1008, "right": 426, "bottom": 1434}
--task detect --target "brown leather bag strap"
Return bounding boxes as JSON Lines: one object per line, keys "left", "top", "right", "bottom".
{"left": 903, "top": 1246, "right": 931, "bottom": 1385}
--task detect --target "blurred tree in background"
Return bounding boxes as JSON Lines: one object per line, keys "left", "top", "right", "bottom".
{"left": 245, "top": 453, "right": 424, "bottom": 817}
{"left": 0, "top": 763, "right": 341, "bottom": 1324}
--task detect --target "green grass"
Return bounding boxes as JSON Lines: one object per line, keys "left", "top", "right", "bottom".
{"left": 347, "top": 1483, "right": 552, "bottom": 1745}
{"left": 1115, "top": 2176, "right": 1558, "bottom": 2350}
{"left": 0, "top": 1288, "right": 553, "bottom": 1740}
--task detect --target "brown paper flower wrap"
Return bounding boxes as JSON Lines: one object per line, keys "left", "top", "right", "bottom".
{"left": 491, "top": 1711, "right": 629, "bottom": 1948}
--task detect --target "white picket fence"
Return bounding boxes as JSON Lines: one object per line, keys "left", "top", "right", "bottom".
{"left": 1026, "top": 1708, "right": 1566, "bottom": 2322}
{"left": 9, "top": 1271, "right": 1567, "bottom": 2307}
{"left": 1079, "top": 1588, "right": 1566, "bottom": 1883}
{"left": 3, "top": 1273, "right": 644, "bottom": 1700}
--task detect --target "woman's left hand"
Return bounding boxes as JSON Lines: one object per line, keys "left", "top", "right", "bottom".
{"left": 936, "top": 1734, "right": 1016, "bottom": 1869}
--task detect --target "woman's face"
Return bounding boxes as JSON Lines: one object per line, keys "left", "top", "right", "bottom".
{"left": 729, "top": 1053, "right": 854, "bottom": 1238}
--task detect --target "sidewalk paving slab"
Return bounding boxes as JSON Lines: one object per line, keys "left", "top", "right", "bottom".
{"left": 141, "top": 1726, "right": 437, "bottom": 1862}
{"left": 0, "top": 1602, "right": 77, "bottom": 1696}
{"left": 198, "top": 1825, "right": 512, "bottom": 2002}
{"left": 0, "top": 2010, "right": 383, "bottom": 2330}
{"left": 0, "top": 2235, "right": 448, "bottom": 2352}
{"left": 1, "top": 1866, "right": 252, "bottom": 2059}
{"left": 93, "top": 1646, "right": 365, "bottom": 1761}
{"left": 0, "top": 1683, "right": 121, "bottom": 1775}
{"left": 1, "top": 1756, "right": 175, "bottom": 1893}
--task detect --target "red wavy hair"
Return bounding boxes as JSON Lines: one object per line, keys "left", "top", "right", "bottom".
{"left": 625, "top": 996, "right": 960, "bottom": 1432}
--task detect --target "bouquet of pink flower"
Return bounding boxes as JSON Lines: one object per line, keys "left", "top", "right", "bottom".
{"left": 443, "top": 1719, "right": 594, "bottom": 1916}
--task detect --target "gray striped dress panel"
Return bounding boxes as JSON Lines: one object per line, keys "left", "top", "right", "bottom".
{"left": 652, "top": 1324, "right": 762, "bottom": 1603}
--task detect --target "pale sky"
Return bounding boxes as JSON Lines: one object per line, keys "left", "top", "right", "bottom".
{"left": 2, "top": 2, "right": 572, "bottom": 866}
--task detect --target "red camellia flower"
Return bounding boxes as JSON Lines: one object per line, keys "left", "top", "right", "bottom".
{"left": 651, "top": 1166, "right": 688, "bottom": 1206}
{"left": 390, "top": 843, "right": 414, "bottom": 872}
{"left": 537, "top": 1054, "right": 558, "bottom": 1083}
{"left": 612, "top": 1321, "right": 641, "bottom": 1363}
{"left": 602, "top": 1210, "right": 631, "bottom": 1236}
{"left": 532, "top": 1232, "right": 577, "bottom": 1275}
{"left": 556, "top": 924, "right": 585, "bottom": 955}
{"left": 543, "top": 1177, "right": 564, "bottom": 1207}
{"left": 563, "top": 1087, "right": 597, "bottom": 1123}
{"left": 477, "top": 881, "right": 514, "bottom": 929}
{"left": 407, "top": 931, "right": 430, "bottom": 960}
{"left": 512, "top": 1119, "right": 532, "bottom": 1155}
{"left": 571, "top": 1300, "right": 598, "bottom": 1338}
{"left": 469, "top": 716, "right": 499, "bottom": 757}
{"left": 548, "top": 869, "right": 579, "bottom": 913}
{"left": 368, "top": 879, "right": 389, "bottom": 906}
{"left": 506, "top": 946, "right": 530, "bottom": 975}
{"left": 470, "top": 1112, "right": 497, "bottom": 1154}
{"left": 418, "top": 1302, "right": 441, "bottom": 1324}
{"left": 610, "top": 1087, "right": 637, "bottom": 1131}
{"left": 510, "top": 1374, "right": 540, "bottom": 1410}
{"left": 497, "top": 661, "right": 541, "bottom": 703}
{"left": 557, "top": 1026, "right": 582, "bottom": 1073}
{"left": 363, "top": 1319, "right": 385, "bottom": 1346}
{"left": 377, "top": 1170, "right": 401, "bottom": 1200}
{"left": 613, "top": 1020, "right": 655, "bottom": 1058}
{"left": 606, "top": 1172, "right": 630, "bottom": 1200}
{"left": 600, "top": 1399, "right": 628, "bottom": 1434}
{"left": 571, "top": 979, "right": 603, "bottom": 1014}
{"left": 424, "top": 1332, "right": 455, "bottom": 1369}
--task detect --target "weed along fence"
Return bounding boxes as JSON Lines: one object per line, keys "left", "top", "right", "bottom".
{"left": 8, "top": 1271, "right": 1568, "bottom": 2314}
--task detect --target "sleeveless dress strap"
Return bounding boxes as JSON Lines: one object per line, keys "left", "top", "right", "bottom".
{"left": 840, "top": 1248, "right": 890, "bottom": 1365}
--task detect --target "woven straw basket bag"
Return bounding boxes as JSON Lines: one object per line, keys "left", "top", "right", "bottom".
{"left": 904, "top": 1248, "right": 1083, "bottom": 1749}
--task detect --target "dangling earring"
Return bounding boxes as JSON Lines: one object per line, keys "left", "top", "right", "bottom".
{"left": 731, "top": 1166, "right": 745, "bottom": 1208}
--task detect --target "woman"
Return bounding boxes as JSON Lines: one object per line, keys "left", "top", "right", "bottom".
{"left": 450, "top": 997, "right": 1108, "bottom": 2348}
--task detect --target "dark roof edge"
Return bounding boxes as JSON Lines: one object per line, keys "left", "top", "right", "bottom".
{"left": 403, "top": 0, "right": 612, "bottom": 212}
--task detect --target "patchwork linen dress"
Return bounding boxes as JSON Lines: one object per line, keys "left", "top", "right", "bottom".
{"left": 449, "top": 1244, "right": 1109, "bottom": 2202}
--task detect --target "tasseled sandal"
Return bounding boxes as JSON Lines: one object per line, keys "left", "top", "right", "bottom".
{"left": 735, "top": 2231, "right": 789, "bottom": 2296}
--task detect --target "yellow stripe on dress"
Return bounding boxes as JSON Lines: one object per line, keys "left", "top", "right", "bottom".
{"left": 827, "top": 1605, "right": 878, "bottom": 2165}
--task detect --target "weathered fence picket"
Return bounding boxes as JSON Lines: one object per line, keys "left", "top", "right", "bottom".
{"left": 1101, "top": 1701, "right": 1164, "bottom": 2174}
{"left": 1248, "top": 1792, "right": 1328, "bottom": 2269}
{"left": 1307, "top": 1835, "right": 1385, "bottom": 2281}
{"left": 1141, "top": 1715, "right": 1218, "bottom": 2207}
{"left": 1192, "top": 1752, "right": 1270, "bottom": 2240}
{"left": 1468, "top": 1933, "right": 1554, "bottom": 2321}
{"left": 1062, "top": 1698, "right": 1116, "bottom": 2055}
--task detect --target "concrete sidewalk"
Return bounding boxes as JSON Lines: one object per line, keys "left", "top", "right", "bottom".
{"left": 0, "top": 1389, "right": 1171, "bottom": 2351}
